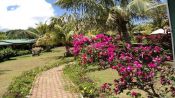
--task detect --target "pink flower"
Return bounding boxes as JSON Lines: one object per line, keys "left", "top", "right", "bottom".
{"left": 112, "top": 66, "right": 117, "bottom": 69}
{"left": 126, "top": 43, "right": 131, "bottom": 49}
{"left": 166, "top": 56, "right": 171, "bottom": 61}
{"left": 136, "top": 71, "right": 143, "bottom": 76}
{"left": 131, "top": 91, "right": 138, "bottom": 97}
{"left": 153, "top": 57, "right": 161, "bottom": 63}
{"left": 114, "top": 87, "right": 119, "bottom": 94}
{"left": 148, "top": 62, "right": 157, "bottom": 68}
{"left": 127, "top": 66, "right": 133, "bottom": 71}
{"left": 119, "top": 67, "right": 126, "bottom": 73}
{"left": 134, "top": 61, "right": 142, "bottom": 68}
{"left": 119, "top": 53, "right": 125, "bottom": 60}
{"left": 154, "top": 46, "right": 161, "bottom": 53}
{"left": 108, "top": 55, "right": 114, "bottom": 62}
{"left": 148, "top": 71, "right": 155, "bottom": 78}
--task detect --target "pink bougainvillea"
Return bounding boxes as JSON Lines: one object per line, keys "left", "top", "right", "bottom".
{"left": 72, "top": 34, "right": 174, "bottom": 97}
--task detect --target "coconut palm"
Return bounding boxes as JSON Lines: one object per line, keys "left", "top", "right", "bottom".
{"left": 35, "top": 22, "right": 49, "bottom": 36}
{"left": 146, "top": 2, "right": 167, "bottom": 28}
{"left": 56, "top": 0, "right": 166, "bottom": 42}
{"left": 49, "top": 14, "right": 78, "bottom": 55}
{"left": 56, "top": 0, "right": 114, "bottom": 33}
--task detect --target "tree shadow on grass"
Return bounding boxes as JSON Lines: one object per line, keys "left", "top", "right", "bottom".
{"left": 85, "top": 66, "right": 110, "bottom": 73}
{"left": 0, "top": 70, "right": 11, "bottom": 75}
{"left": 85, "top": 67, "right": 99, "bottom": 73}
{"left": 0, "top": 58, "right": 17, "bottom": 63}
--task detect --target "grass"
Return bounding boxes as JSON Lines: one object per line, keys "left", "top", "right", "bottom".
{"left": 87, "top": 68, "right": 119, "bottom": 87}
{"left": 86, "top": 63, "right": 175, "bottom": 98}
{"left": 87, "top": 68, "right": 148, "bottom": 98}
{"left": 63, "top": 63, "right": 98, "bottom": 97}
{"left": 3, "top": 56, "right": 74, "bottom": 98}
{"left": 0, "top": 47, "right": 65, "bottom": 97}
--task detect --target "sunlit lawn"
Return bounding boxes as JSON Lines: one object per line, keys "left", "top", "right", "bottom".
{"left": 87, "top": 68, "right": 119, "bottom": 87}
{"left": 0, "top": 47, "right": 65, "bottom": 97}
{"left": 87, "top": 68, "right": 148, "bottom": 98}
{"left": 87, "top": 63, "right": 174, "bottom": 98}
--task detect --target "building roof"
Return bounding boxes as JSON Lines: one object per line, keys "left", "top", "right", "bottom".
{"left": 0, "top": 39, "right": 35, "bottom": 46}
{"left": 0, "top": 42, "right": 12, "bottom": 46}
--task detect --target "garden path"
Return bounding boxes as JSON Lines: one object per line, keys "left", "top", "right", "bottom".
{"left": 29, "top": 65, "right": 81, "bottom": 98}
{"left": 0, "top": 47, "right": 65, "bottom": 97}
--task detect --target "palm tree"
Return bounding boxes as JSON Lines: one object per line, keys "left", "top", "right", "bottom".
{"left": 35, "top": 22, "right": 49, "bottom": 36}
{"left": 49, "top": 14, "right": 78, "bottom": 55}
{"left": 56, "top": 0, "right": 114, "bottom": 33}
{"left": 56, "top": 0, "right": 166, "bottom": 42}
{"left": 146, "top": 2, "right": 167, "bottom": 28}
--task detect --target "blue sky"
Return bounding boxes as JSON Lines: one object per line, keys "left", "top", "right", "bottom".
{"left": 0, "top": 0, "right": 67, "bottom": 31}
{"left": 45, "top": 0, "right": 67, "bottom": 16}
{"left": 0, "top": 0, "right": 167, "bottom": 31}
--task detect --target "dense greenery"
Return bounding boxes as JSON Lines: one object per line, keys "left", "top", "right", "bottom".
{"left": 0, "top": 48, "right": 31, "bottom": 62}
{"left": 55, "top": 0, "right": 167, "bottom": 42}
{"left": 0, "top": 48, "right": 16, "bottom": 62}
{"left": 15, "top": 50, "right": 31, "bottom": 56}
{"left": 0, "top": 32, "right": 7, "bottom": 40}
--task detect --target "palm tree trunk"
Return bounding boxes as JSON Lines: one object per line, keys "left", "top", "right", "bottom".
{"left": 121, "top": 23, "right": 131, "bottom": 43}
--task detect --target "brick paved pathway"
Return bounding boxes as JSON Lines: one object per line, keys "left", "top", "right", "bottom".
{"left": 29, "top": 66, "right": 80, "bottom": 98}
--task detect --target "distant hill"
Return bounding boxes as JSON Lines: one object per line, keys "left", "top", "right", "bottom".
{"left": 6, "top": 29, "right": 39, "bottom": 39}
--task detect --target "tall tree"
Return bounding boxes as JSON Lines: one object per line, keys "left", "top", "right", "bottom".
{"left": 55, "top": 0, "right": 167, "bottom": 42}
{"left": 49, "top": 14, "right": 78, "bottom": 55}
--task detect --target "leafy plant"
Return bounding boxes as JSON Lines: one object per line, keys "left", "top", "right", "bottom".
{"left": 0, "top": 48, "right": 16, "bottom": 61}
{"left": 16, "top": 50, "right": 31, "bottom": 56}
{"left": 72, "top": 33, "right": 174, "bottom": 97}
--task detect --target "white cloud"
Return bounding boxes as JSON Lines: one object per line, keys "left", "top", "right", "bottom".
{"left": 0, "top": 0, "right": 55, "bottom": 31}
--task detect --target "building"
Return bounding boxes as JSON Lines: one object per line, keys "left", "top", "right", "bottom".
{"left": 0, "top": 39, "right": 36, "bottom": 49}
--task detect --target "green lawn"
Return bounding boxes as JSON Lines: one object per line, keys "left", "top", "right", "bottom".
{"left": 87, "top": 65, "right": 174, "bottom": 98}
{"left": 87, "top": 68, "right": 148, "bottom": 98}
{"left": 0, "top": 47, "right": 65, "bottom": 97}
{"left": 87, "top": 68, "right": 119, "bottom": 87}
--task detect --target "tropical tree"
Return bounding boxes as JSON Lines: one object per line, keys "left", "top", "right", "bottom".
{"left": 0, "top": 32, "right": 7, "bottom": 40}
{"left": 49, "top": 14, "right": 78, "bottom": 55}
{"left": 56, "top": 0, "right": 167, "bottom": 42}
{"left": 146, "top": 2, "right": 167, "bottom": 28}
{"left": 35, "top": 22, "right": 49, "bottom": 36}
{"left": 35, "top": 32, "right": 58, "bottom": 51}
{"left": 56, "top": 0, "right": 114, "bottom": 33}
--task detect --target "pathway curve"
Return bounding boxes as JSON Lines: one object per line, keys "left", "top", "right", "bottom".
{"left": 29, "top": 65, "right": 80, "bottom": 98}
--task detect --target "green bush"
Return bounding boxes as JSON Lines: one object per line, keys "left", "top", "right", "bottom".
{"left": 0, "top": 48, "right": 16, "bottom": 61}
{"left": 16, "top": 50, "right": 31, "bottom": 56}
{"left": 0, "top": 48, "right": 32, "bottom": 62}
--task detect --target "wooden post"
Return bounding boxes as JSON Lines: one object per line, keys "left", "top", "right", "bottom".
{"left": 167, "top": 0, "right": 175, "bottom": 65}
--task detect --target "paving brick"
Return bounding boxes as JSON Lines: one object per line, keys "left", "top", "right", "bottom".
{"left": 30, "top": 66, "right": 80, "bottom": 98}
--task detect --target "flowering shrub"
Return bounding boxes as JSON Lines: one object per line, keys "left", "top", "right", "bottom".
{"left": 109, "top": 44, "right": 175, "bottom": 97}
{"left": 73, "top": 34, "right": 117, "bottom": 69}
{"left": 72, "top": 33, "right": 175, "bottom": 97}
